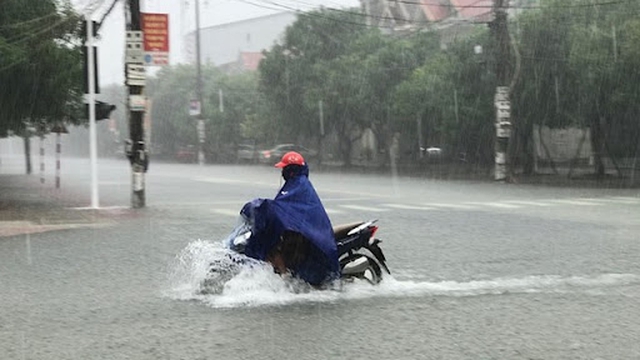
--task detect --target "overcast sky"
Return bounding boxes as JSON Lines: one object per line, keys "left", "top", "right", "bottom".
{"left": 72, "top": 0, "right": 359, "bottom": 86}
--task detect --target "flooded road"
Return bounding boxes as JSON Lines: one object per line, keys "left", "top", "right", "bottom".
{"left": 2, "top": 158, "right": 639, "bottom": 359}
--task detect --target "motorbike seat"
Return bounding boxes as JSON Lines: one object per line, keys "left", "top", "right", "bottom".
{"left": 332, "top": 221, "right": 364, "bottom": 239}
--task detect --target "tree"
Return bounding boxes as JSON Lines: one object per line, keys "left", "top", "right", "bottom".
{"left": 147, "top": 64, "right": 267, "bottom": 163}
{"left": 258, "top": 9, "right": 371, "bottom": 150}
{"left": 259, "top": 9, "right": 440, "bottom": 165}
{"left": 394, "top": 30, "right": 495, "bottom": 165}
{"left": 512, "top": 0, "right": 640, "bottom": 177}
{"left": 0, "top": 0, "right": 83, "bottom": 173}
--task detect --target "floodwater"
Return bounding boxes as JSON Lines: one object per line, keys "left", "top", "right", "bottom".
{"left": 2, "top": 158, "right": 640, "bottom": 359}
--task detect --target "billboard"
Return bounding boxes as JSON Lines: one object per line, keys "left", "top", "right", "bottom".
{"left": 141, "top": 13, "right": 169, "bottom": 66}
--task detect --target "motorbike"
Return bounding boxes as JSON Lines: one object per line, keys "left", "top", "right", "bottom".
{"left": 201, "top": 211, "right": 391, "bottom": 294}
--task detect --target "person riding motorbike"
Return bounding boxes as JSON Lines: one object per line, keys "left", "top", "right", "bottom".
{"left": 241, "top": 151, "right": 340, "bottom": 286}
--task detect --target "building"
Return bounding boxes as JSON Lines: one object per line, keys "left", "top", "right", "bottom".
{"left": 218, "top": 51, "right": 266, "bottom": 73}
{"left": 361, "top": 0, "right": 538, "bottom": 43}
{"left": 184, "top": 12, "right": 296, "bottom": 70}
{"left": 362, "top": 0, "right": 493, "bottom": 31}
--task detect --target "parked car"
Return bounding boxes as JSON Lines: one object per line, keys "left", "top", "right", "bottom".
{"left": 236, "top": 144, "right": 259, "bottom": 163}
{"left": 259, "top": 144, "right": 318, "bottom": 165}
{"left": 418, "top": 146, "right": 443, "bottom": 163}
{"left": 176, "top": 145, "right": 197, "bottom": 163}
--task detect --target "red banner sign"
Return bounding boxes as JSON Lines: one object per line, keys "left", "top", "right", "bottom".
{"left": 142, "top": 13, "right": 169, "bottom": 66}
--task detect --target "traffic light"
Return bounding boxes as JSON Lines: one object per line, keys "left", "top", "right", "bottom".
{"left": 80, "top": 20, "right": 100, "bottom": 40}
{"left": 85, "top": 101, "right": 116, "bottom": 121}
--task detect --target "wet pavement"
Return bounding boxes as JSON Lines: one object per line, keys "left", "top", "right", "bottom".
{"left": 0, "top": 175, "right": 111, "bottom": 237}
{"left": 1, "top": 155, "right": 640, "bottom": 359}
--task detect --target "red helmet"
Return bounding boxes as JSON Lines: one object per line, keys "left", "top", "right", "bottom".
{"left": 275, "top": 151, "right": 305, "bottom": 168}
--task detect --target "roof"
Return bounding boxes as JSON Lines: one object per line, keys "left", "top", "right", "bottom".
{"left": 449, "top": 0, "right": 494, "bottom": 20}
{"left": 196, "top": 11, "right": 296, "bottom": 32}
{"left": 240, "top": 52, "right": 265, "bottom": 71}
{"left": 420, "top": 0, "right": 451, "bottom": 22}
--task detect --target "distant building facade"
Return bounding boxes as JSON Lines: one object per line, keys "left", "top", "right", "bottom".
{"left": 184, "top": 12, "right": 296, "bottom": 70}
{"left": 361, "top": 0, "right": 493, "bottom": 32}
{"left": 361, "top": 0, "right": 539, "bottom": 44}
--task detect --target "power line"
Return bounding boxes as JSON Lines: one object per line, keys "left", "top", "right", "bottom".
{"left": 233, "top": 0, "right": 379, "bottom": 29}
{"left": 256, "top": 0, "right": 636, "bottom": 34}
{"left": 244, "top": 0, "right": 444, "bottom": 28}
{"left": 261, "top": 0, "right": 439, "bottom": 26}
{"left": 0, "top": 12, "right": 59, "bottom": 30}
{"left": 99, "top": 0, "right": 120, "bottom": 26}
{"left": 0, "top": 36, "right": 57, "bottom": 73}
{"left": 3, "top": 16, "right": 76, "bottom": 47}
{"left": 82, "top": 0, "right": 109, "bottom": 15}
{"left": 391, "top": 0, "right": 632, "bottom": 10}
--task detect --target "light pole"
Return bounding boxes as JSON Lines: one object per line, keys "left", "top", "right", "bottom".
{"left": 194, "top": 0, "right": 206, "bottom": 165}
{"left": 86, "top": 15, "right": 99, "bottom": 208}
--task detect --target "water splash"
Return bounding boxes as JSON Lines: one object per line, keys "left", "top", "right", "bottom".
{"left": 164, "top": 239, "right": 224, "bottom": 300}
{"left": 165, "top": 240, "right": 640, "bottom": 308}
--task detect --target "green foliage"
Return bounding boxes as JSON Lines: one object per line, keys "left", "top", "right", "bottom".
{"left": 147, "top": 65, "right": 267, "bottom": 162}
{"left": 154, "top": 1, "right": 640, "bottom": 170}
{"left": 259, "top": 8, "right": 441, "bottom": 163}
{"left": 0, "top": 0, "right": 83, "bottom": 137}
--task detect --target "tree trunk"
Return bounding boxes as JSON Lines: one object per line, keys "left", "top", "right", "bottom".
{"left": 538, "top": 124, "right": 558, "bottom": 175}
{"left": 567, "top": 128, "right": 588, "bottom": 179}
{"left": 515, "top": 111, "right": 535, "bottom": 176}
{"left": 338, "top": 125, "right": 352, "bottom": 167}
{"left": 630, "top": 127, "right": 639, "bottom": 186}
{"left": 23, "top": 136, "right": 32, "bottom": 175}
{"left": 522, "top": 121, "right": 535, "bottom": 175}
{"left": 342, "top": 136, "right": 352, "bottom": 166}
{"left": 590, "top": 115, "right": 606, "bottom": 177}
{"left": 602, "top": 119, "right": 623, "bottom": 178}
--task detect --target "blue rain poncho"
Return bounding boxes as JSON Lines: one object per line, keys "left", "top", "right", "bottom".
{"left": 242, "top": 164, "right": 339, "bottom": 285}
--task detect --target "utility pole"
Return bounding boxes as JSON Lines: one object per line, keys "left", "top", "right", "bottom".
{"left": 125, "top": 0, "right": 148, "bottom": 208}
{"left": 491, "top": 0, "right": 512, "bottom": 181}
{"left": 195, "top": 0, "right": 206, "bottom": 165}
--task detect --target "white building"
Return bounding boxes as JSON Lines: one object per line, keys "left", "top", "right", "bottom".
{"left": 184, "top": 12, "right": 297, "bottom": 68}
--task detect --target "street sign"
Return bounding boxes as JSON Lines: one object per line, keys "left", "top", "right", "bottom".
{"left": 496, "top": 86, "right": 509, "bottom": 96}
{"left": 142, "top": 13, "right": 169, "bottom": 67}
{"left": 496, "top": 121, "right": 512, "bottom": 138}
{"left": 197, "top": 119, "right": 205, "bottom": 143}
{"left": 495, "top": 101, "right": 511, "bottom": 111}
{"left": 125, "top": 31, "right": 144, "bottom": 64}
{"left": 129, "top": 95, "right": 146, "bottom": 112}
{"left": 126, "top": 64, "right": 146, "bottom": 86}
{"left": 496, "top": 108, "right": 511, "bottom": 120}
{"left": 189, "top": 100, "right": 201, "bottom": 116}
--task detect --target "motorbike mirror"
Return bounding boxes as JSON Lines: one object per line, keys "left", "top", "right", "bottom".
{"left": 233, "top": 231, "right": 251, "bottom": 246}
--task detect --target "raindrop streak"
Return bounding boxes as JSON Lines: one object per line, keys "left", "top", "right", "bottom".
{"left": 25, "top": 233, "right": 31, "bottom": 266}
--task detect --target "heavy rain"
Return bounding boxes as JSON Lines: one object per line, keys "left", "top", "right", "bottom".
{"left": 1, "top": 0, "right": 639, "bottom": 359}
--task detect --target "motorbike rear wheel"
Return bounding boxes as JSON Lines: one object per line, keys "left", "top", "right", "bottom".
{"left": 340, "top": 254, "right": 383, "bottom": 285}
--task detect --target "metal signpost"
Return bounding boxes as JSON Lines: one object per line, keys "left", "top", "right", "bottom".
{"left": 86, "top": 16, "right": 99, "bottom": 208}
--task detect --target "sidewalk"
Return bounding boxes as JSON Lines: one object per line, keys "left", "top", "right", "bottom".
{"left": 0, "top": 174, "right": 132, "bottom": 238}
{"left": 317, "top": 161, "right": 640, "bottom": 188}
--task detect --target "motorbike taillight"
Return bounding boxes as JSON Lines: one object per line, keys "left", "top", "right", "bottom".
{"left": 369, "top": 226, "right": 379, "bottom": 239}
